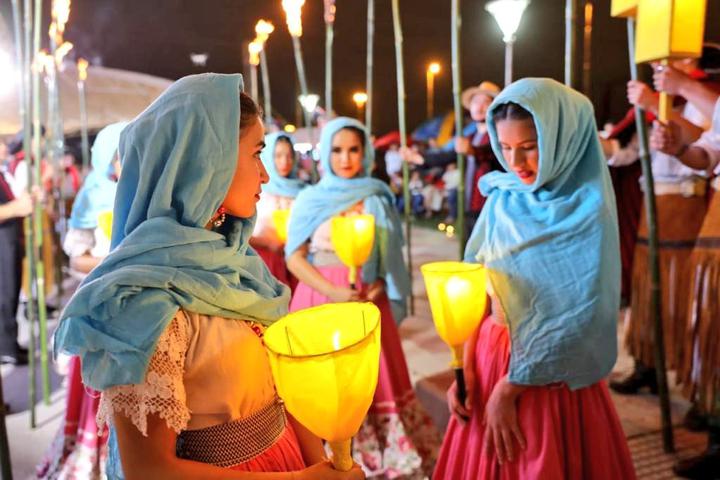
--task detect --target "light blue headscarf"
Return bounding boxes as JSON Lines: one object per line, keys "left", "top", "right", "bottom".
{"left": 260, "top": 132, "right": 306, "bottom": 198}
{"left": 67, "top": 122, "right": 128, "bottom": 229}
{"left": 285, "top": 117, "right": 410, "bottom": 301}
{"left": 465, "top": 78, "right": 620, "bottom": 390}
{"left": 54, "top": 73, "right": 290, "bottom": 391}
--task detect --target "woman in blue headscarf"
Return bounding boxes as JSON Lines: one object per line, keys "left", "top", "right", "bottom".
{"left": 39, "top": 122, "right": 127, "bottom": 479}
{"left": 53, "top": 74, "right": 364, "bottom": 480}
{"left": 286, "top": 117, "right": 440, "bottom": 478}
{"left": 250, "top": 132, "right": 305, "bottom": 288}
{"left": 62, "top": 121, "right": 127, "bottom": 276}
{"left": 434, "top": 79, "right": 636, "bottom": 479}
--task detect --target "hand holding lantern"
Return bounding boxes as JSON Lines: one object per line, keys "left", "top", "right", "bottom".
{"left": 330, "top": 214, "right": 375, "bottom": 290}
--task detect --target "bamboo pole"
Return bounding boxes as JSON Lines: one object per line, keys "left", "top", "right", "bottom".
{"left": 627, "top": 17, "right": 674, "bottom": 453}
{"left": 34, "top": 0, "right": 50, "bottom": 406}
{"left": 259, "top": 50, "right": 272, "bottom": 125}
{"left": 365, "top": 0, "right": 374, "bottom": 134}
{"left": 324, "top": 0, "right": 335, "bottom": 116}
{"left": 250, "top": 63, "right": 259, "bottom": 101}
{"left": 391, "top": 0, "right": 413, "bottom": 315}
{"left": 77, "top": 59, "right": 90, "bottom": 174}
{"left": 564, "top": 0, "right": 578, "bottom": 88}
{"left": 451, "top": 0, "right": 465, "bottom": 259}
{"left": 0, "top": 378, "right": 11, "bottom": 480}
{"left": 290, "top": 36, "right": 316, "bottom": 182}
{"left": 582, "top": 2, "right": 593, "bottom": 97}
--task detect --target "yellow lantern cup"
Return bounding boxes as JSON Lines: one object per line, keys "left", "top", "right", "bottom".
{"left": 271, "top": 209, "right": 290, "bottom": 245}
{"left": 97, "top": 211, "right": 113, "bottom": 240}
{"left": 330, "top": 214, "right": 375, "bottom": 289}
{"left": 421, "top": 261, "right": 487, "bottom": 408}
{"left": 264, "top": 302, "right": 382, "bottom": 471}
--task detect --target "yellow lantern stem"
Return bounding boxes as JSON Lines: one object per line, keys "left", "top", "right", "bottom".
{"left": 658, "top": 59, "right": 672, "bottom": 123}
{"left": 329, "top": 439, "right": 353, "bottom": 471}
{"left": 349, "top": 265, "right": 358, "bottom": 290}
{"left": 450, "top": 344, "right": 464, "bottom": 369}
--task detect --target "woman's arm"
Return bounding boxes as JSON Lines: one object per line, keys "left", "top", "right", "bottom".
{"left": 114, "top": 412, "right": 362, "bottom": 480}
{"left": 286, "top": 245, "right": 359, "bottom": 303}
{"left": 69, "top": 254, "right": 103, "bottom": 274}
{"left": 287, "top": 413, "right": 326, "bottom": 465}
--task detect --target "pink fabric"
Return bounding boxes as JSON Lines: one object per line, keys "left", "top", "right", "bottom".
{"left": 229, "top": 422, "right": 306, "bottom": 472}
{"left": 433, "top": 319, "right": 637, "bottom": 480}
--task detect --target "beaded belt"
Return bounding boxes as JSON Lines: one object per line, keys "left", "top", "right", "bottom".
{"left": 175, "top": 396, "right": 286, "bottom": 467}
{"left": 642, "top": 179, "right": 707, "bottom": 197}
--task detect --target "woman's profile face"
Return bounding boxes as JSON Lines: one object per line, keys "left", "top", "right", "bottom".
{"left": 330, "top": 128, "right": 364, "bottom": 179}
{"left": 274, "top": 139, "right": 294, "bottom": 178}
{"left": 496, "top": 118, "right": 539, "bottom": 185}
{"left": 222, "top": 117, "right": 269, "bottom": 217}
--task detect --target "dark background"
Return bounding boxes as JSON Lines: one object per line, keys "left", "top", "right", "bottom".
{"left": 2, "top": 0, "right": 719, "bottom": 134}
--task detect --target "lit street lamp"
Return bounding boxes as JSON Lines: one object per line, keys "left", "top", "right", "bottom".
{"left": 426, "top": 62, "right": 441, "bottom": 119}
{"left": 485, "top": 0, "right": 530, "bottom": 86}
{"left": 352, "top": 91, "right": 368, "bottom": 120}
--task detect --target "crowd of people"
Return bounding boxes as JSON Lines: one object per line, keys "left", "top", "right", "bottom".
{"left": 1, "top": 45, "right": 720, "bottom": 480}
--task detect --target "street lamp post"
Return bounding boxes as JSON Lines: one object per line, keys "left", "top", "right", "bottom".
{"left": 352, "top": 91, "right": 368, "bottom": 121}
{"left": 426, "top": 62, "right": 440, "bottom": 119}
{"left": 485, "top": 0, "right": 530, "bottom": 86}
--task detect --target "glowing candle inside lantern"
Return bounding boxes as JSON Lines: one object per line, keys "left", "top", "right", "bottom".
{"left": 330, "top": 214, "right": 375, "bottom": 289}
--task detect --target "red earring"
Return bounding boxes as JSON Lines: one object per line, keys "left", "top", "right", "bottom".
{"left": 213, "top": 206, "right": 227, "bottom": 228}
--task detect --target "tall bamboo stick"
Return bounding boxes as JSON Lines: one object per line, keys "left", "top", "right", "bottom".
{"left": 259, "top": 50, "right": 272, "bottom": 125}
{"left": 365, "top": 0, "right": 374, "bottom": 133}
{"left": 451, "top": 0, "right": 465, "bottom": 259}
{"left": 324, "top": 0, "right": 335, "bottom": 116}
{"left": 34, "top": 0, "right": 51, "bottom": 406}
{"left": 77, "top": 59, "right": 90, "bottom": 174}
{"left": 0, "top": 377, "right": 11, "bottom": 480}
{"left": 564, "top": 0, "right": 578, "bottom": 88}
{"left": 391, "top": 0, "right": 413, "bottom": 315}
{"left": 627, "top": 17, "right": 673, "bottom": 453}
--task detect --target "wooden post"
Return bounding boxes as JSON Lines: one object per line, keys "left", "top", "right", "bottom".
{"left": 451, "top": 0, "right": 465, "bottom": 259}
{"left": 365, "top": 0, "right": 374, "bottom": 134}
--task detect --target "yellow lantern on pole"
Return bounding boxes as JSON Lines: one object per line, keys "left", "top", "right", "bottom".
{"left": 635, "top": 0, "right": 707, "bottom": 122}
{"left": 97, "top": 211, "right": 113, "bottom": 240}
{"left": 271, "top": 209, "right": 290, "bottom": 244}
{"left": 610, "top": 0, "right": 637, "bottom": 18}
{"left": 421, "top": 261, "right": 487, "bottom": 407}
{"left": 264, "top": 302, "right": 381, "bottom": 471}
{"left": 330, "top": 214, "right": 375, "bottom": 288}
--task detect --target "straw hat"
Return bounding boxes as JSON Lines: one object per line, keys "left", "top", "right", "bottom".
{"left": 461, "top": 81, "right": 501, "bottom": 109}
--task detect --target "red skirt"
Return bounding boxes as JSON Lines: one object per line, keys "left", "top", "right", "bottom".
{"left": 433, "top": 318, "right": 637, "bottom": 480}
{"left": 255, "top": 246, "right": 297, "bottom": 292}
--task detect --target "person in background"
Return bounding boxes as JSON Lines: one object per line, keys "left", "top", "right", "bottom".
{"left": 442, "top": 162, "right": 460, "bottom": 223}
{"left": 650, "top": 79, "right": 720, "bottom": 480}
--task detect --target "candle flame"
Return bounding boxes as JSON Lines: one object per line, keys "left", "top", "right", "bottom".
{"left": 248, "top": 40, "right": 262, "bottom": 66}
{"left": 281, "top": 0, "right": 305, "bottom": 37}
{"left": 51, "top": 0, "right": 71, "bottom": 36}
{"left": 55, "top": 41, "right": 74, "bottom": 67}
{"left": 255, "top": 20, "right": 275, "bottom": 44}
{"left": 77, "top": 57, "right": 88, "bottom": 81}
{"left": 33, "top": 50, "right": 54, "bottom": 75}
{"left": 324, "top": 0, "right": 336, "bottom": 24}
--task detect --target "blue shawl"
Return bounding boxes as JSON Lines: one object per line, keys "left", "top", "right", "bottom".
{"left": 465, "top": 78, "right": 620, "bottom": 390}
{"left": 54, "top": 73, "right": 290, "bottom": 392}
{"left": 260, "top": 132, "right": 306, "bottom": 198}
{"left": 285, "top": 117, "right": 410, "bottom": 301}
{"left": 67, "top": 122, "right": 128, "bottom": 229}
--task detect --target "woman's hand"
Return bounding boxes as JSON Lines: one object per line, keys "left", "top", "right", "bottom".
{"left": 483, "top": 376, "right": 526, "bottom": 464}
{"left": 653, "top": 65, "right": 690, "bottom": 96}
{"left": 361, "top": 280, "right": 385, "bottom": 303}
{"left": 297, "top": 461, "right": 365, "bottom": 480}
{"left": 446, "top": 365, "right": 476, "bottom": 425}
{"left": 650, "top": 120, "right": 684, "bottom": 156}
{"left": 626, "top": 80, "right": 658, "bottom": 111}
{"left": 326, "top": 285, "right": 361, "bottom": 303}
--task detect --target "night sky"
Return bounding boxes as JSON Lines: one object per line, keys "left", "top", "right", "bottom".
{"left": 2, "top": 0, "right": 719, "bottom": 134}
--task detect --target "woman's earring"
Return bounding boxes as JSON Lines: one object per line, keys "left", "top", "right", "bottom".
{"left": 213, "top": 206, "right": 227, "bottom": 228}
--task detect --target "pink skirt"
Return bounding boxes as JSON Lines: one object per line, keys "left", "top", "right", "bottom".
{"left": 433, "top": 318, "right": 637, "bottom": 480}
{"left": 255, "top": 246, "right": 297, "bottom": 292}
{"left": 229, "top": 422, "right": 306, "bottom": 472}
{"left": 291, "top": 265, "right": 441, "bottom": 478}
{"left": 37, "top": 357, "right": 108, "bottom": 479}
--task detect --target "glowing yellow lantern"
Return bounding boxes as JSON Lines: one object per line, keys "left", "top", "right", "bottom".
{"left": 421, "top": 261, "right": 487, "bottom": 406}
{"left": 264, "top": 302, "right": 381, "bottom": 471}
{"left": 97, "top": 211, "right": 113, "bottom": 240}
{"left": 635, "top": 0, "right": 707, "bottom": 121}
{"left": 330, "top": 214, "right": 375, "bottom": 288}
{"left": 272, "top": 209, "right": 290, "bottom": 244}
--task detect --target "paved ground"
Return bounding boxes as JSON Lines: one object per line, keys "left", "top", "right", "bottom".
{"left": 1, "top": 225, "right": 709, "bottom": 479}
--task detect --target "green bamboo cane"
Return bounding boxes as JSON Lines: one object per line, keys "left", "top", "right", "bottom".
{"left": 365, "top": 0, "right": 374, "bottom": 134}
{"left": 627, "top": 17, "right": 673, "bottom": 453}
{"left": 564, "top": 0, "right": 578, "bottom": 88}
{"left": 290, "top": 35, "right": 317, "bottom": 182}
{"left": 0, "top": 377, "right": 12, "bottom": 480}
{"left": 324, "top": 1, "right": 334, "bottom": 116}
{"left": 259, "top": 49, "right": 272, "bottom": 126}
{"left": 391, "top": 0, "right": 414, "bottom": 315}
{"left": 451, "top": 0, "right": 465, "bottom": 259}
{"left": 34, "top": 0, "right": 51, "bottom": 406}
{"left": 250, "top": 63, "right": 259, "bottom": 102}
{"left": 78, "top": 75, "right": 90, "bottom": 174}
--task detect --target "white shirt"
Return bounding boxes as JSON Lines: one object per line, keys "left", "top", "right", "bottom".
{"left": 693, "top": 98, "right": 720, "bottom": 175}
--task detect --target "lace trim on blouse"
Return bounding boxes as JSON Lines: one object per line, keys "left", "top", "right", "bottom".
{"left": 97, "top": 312, "right": 191, "bottom": 436}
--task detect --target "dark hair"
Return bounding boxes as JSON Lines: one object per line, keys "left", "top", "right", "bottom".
{"left": 491, "top": 102, "right": 533, "bottom": 124}
{"left": 338, "top": 126, "right": 366, "bottom": 147}
{"left": 275, "top": 135, "right": 293, "bottom": 150}
{"left": 240, "top": 92, "right": 262, "bottom": 130}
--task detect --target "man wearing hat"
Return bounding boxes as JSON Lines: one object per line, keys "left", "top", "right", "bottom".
{"left": 420, "top": 81, "right": 502, "bottom": 240}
